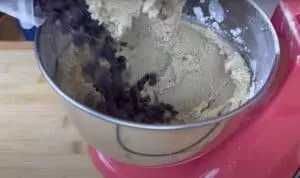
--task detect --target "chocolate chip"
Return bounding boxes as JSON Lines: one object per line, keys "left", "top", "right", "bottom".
{"left": 120, "top": 41, "right": 128, "bottom": 47}
{"left": 116, "top": 56, "right": 126, "bottom": 69}
{"left": 148, "top": 73, "right": 157, "bottom": 86}
{"left": 140, "top": 96, "right": 151, "bottom": 103}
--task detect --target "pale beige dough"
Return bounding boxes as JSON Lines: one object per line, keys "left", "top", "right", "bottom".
{"left": 86, "top": 0, "right": 185, "bottom": 40}
{"left": 119, "top": 18, "right": 251, "bottom": 122}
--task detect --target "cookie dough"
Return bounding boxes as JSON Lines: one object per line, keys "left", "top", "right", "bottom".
{"left": 86, "top": 0, "right": 185, "bottom": 40}
{"left": 118, "top": 17, "right": 251, "bottom": 122}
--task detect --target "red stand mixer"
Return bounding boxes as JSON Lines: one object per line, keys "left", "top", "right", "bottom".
{"left": 34, "top": 0, "right": 300, "bottom": 178}
{"left": 88, "top": 1, "right": 300, "bottom": 178}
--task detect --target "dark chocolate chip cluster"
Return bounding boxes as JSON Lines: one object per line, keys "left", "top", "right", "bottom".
{"left": 34, "top": 0, "right": 178, "bottom": 124}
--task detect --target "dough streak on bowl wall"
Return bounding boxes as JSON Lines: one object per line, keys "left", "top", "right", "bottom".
{"left": 56, "top": 0, "right": 252, "bottom": 124}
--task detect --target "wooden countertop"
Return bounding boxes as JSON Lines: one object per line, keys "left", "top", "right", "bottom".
{"left": 0, "top": 42, "right": 100, "bottom": 178}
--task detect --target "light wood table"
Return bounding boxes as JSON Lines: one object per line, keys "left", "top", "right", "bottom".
{"left": 0, "top": 42, "right": 100, "bottom": 178}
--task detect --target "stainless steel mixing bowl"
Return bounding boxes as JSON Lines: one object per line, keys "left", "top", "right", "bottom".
{"left": 35, "top": 0, "right": 280, "bottom": 166}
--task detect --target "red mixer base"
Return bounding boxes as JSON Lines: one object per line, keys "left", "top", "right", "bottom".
{"left": 89, "top": 2, "right": 300, "bottom": 178}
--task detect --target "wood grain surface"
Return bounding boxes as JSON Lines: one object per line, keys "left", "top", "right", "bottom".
{"left": 0, "top": 42, "right": 100, "bottom": 178}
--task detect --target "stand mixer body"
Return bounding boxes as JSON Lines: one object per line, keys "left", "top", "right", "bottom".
{"left": 88, "top": 2, "right": 300, "bottom": 178}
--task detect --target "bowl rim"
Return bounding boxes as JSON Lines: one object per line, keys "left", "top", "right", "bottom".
{"left": 34, "top": 0, "right": 280, "bottom": 131}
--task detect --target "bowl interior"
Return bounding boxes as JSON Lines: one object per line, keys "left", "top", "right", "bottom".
{"left": 36, "top": 0, "right": 279, "bottom": 124}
